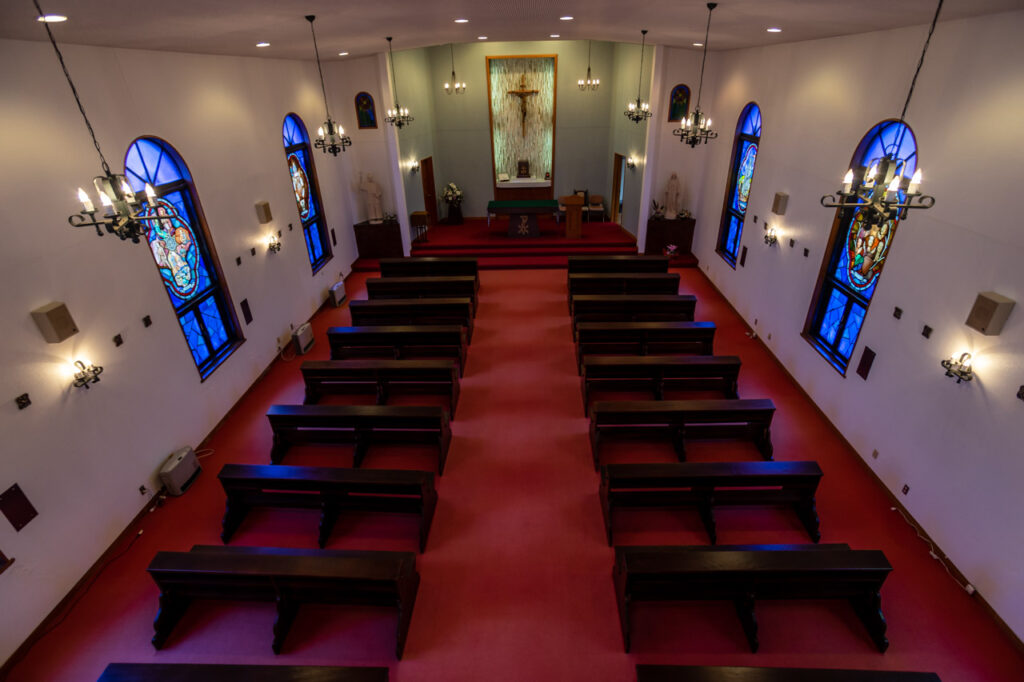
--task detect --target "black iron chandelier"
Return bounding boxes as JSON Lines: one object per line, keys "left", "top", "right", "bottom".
{"left": 820, "top": 0, "right": 942, "bottom": 223}
{"left": 674, "top": 3, "right": 719, "bottom": 147}
{"left": 385, "top": 37, "right": 414, "bottom": 128}
{"left": 624, "top": 30, "right": 652, "bottom": 123}
{"left": 36, "top": 0, "right": 158, "bottom": 243}
{"left": 444, "top": 44, "right": 466, "bottom": 94}
{"left": 578, "top": 40, "right": 600, "bottom": 91}
{"left": 306, "top": 15, "right": 351, "bottom": 155}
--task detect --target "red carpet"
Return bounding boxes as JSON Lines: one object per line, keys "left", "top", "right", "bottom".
{"left": 6, "top": 269, "right": 1023, "bottom": 681}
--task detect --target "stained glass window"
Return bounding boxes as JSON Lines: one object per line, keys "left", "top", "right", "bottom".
{"left": 804, "top": 120, "right": 918, "bottom": 373}
{"left": 282, "top": 114, "right": 332, "bottom": 273}
{"left": 716, "top": 102, "right": 762, "bottom": 267}
{"left": 124, "top": 137, "right": 242, "bottom": 379}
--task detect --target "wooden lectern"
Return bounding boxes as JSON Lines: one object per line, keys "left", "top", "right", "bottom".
{"left": 561, "top": 195, "right": 584, "bottom": 239}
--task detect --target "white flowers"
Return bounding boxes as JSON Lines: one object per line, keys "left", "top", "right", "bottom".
{"left": 442, "top": 182, "right": 464, "bottom": 205}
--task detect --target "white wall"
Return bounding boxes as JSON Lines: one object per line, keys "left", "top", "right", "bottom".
{"left": 608, "top": 40, "right": 655, "bottom": 236}
{"left": 0, "top": 38, "right": 372, "bottom": 665}
{"left": 656, "top": 11, "right": 1024, "bottom": 638}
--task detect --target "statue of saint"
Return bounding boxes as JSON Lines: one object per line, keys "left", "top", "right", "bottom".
{"left": 359, "top": 172, "right": 384, "bottom": 223}
{"left": 664, "top": 172, "right": 681, "bottom": 220}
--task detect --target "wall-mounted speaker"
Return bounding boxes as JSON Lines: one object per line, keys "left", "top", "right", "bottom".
{"left": 771, "top": 192, "right": 789, "bottom": 216}
{"left": 965, "top": 292, "right": 1015, "bottom": 336}
{"left": 30, "top": 301, "right": 79, "bottom": 343}
{"left": 254, "top": 200, "right": 273, "bottom": 224}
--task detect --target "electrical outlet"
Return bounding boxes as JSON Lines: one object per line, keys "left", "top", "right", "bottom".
{"left": 901, "top": 484, "right": 910, "bottom": 495}
{"left": 139, "top": 485, "right": 148, "bottom": 496}
{"left": 872, "top": 449, "right": 879, "bottom": 459}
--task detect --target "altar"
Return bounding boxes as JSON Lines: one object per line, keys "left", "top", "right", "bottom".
{"left": 495, "top": 177, "right": 553, "bottom": 202}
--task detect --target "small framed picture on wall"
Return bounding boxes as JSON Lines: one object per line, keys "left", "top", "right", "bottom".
{"left": 667, "top": 83, "right": 690, "bottom": 122}
{"left": 355, "top": 92, "right": 377, "bottom": 129}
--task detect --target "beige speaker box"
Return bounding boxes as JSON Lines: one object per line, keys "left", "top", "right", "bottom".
{"left": 31, "top": 301, "right": 79, "bottom": 343}
{"left": 965, "top": 292, "right": 1015, "bottom": 336}
{"left": 771, "top": 192, "right": 789, "bottom": 216}
{"left": 254, "top": 200, "right": 273, "bottom": 224}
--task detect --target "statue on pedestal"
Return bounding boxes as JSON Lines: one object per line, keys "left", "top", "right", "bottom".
{"left": 664, "top": 172, "right": 681, "bottom": 220}
{"left": 358, "top": 172, "right": 384, "bottom": 223}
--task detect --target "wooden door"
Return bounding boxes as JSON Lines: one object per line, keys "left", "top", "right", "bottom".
{"left": 611, "top": 153, "right": 625, "bottom": 224}
{"left": 420, "top": 157, "right": 438, "bottom": 225}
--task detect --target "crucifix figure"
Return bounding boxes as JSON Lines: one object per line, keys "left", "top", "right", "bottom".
{"left": 507, "top": 75, "right": 539, "bottom": 137}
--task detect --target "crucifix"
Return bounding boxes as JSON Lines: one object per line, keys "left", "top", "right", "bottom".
{"left": 507, "top": 75, "right": 539, "bottom": 137}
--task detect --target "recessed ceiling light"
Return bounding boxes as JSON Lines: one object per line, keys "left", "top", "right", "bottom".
{"left": 550, "top": 34, "right": 560, "bottom": 38}
{"left": 36, "top": 14, "right": 67, "bottom": 22}
{"left": 338, "top": 51, "right": 349, "bottom": 56}
{"left": 560, "top": 16, "right": 574, "bottom": 21}
{"left": 478, "top": 36, "right": 487, "bottom": 40}
{"left": 693, "top": 42, "right": 703, "bottom": 47}
{"left": 454, "top": 18, "right": 469, "bottom": 23}
{"left": 256, "top": 42, "right": 270, "bottom": 47}
{"left": 766, "top": 27, "right": 782, "bottom": 33}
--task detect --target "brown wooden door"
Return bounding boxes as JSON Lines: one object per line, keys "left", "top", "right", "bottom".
{"left": 420, "top": 157, "right": 438, "bottom": 225}
{"left": 611, "top": 153, "right": 625, "bottom": 224}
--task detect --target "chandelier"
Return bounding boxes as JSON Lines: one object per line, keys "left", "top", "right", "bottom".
{"left": 624, "top": 30, "right": 652, "bottom": 123}
{"left": 35, "top": 0, "right": 158, "bottom": 243}
{"left": 385, "top": 37, "right": 414, "bottom": 128}
{"left": 444, "top": 44, "right": 466, "bottom": 94}
{"left": 820, "top": 0, "right": 942, "bottom": 223}
{"left": 674, "top": 3, "right": 719, "bottom": 147}
{"left": 578, "top": 40, "right": 599, "bottom": 91}
{"left": 306, "top": 15, "right": 351, "bottom": 155}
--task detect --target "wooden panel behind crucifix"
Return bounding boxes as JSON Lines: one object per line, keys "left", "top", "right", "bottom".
{"left": 507, "top": 75, "right": 539, "bottom": 137}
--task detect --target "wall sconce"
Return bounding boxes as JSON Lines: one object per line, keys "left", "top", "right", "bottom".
{"left": 941, "top": 352, "right": 973, "bottom": 384}
{"left": 267, "top": 234, "right": 282, "bottom": 253}
{"left": 72, "top": 360, "right": 103, "bottom": 389}
{"left": 626, "top": 156, "right": 636, "bottom": 170}
{"left": 1017, "top": 385, "right": 1024, "bottom": 401}
{"left": 764, "top": 224, "right": 779, "bottom": 246}
{"left": 409, "top": 160, "right": 420, "bottom": 174}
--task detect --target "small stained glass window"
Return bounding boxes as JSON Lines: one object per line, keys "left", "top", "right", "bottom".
{"left": 716, "top": 102, "right": 761, "bottom": 266}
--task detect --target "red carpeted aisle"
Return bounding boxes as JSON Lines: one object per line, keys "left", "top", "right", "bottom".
{"left": 5, "top": 269, "right": 1023, "bottom": 681}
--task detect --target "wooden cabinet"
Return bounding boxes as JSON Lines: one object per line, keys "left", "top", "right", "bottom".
{"left": 354, "top": 220, "right": 403, "bottom": 259}
{"left": 645, "top": 217, "right": 697, "bottom": 265}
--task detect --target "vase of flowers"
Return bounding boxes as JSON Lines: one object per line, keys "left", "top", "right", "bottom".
{"left": 663, "top": 243, "right": 678, "bottom": 257}
{"left": 442, "top": 182, "right": 464, "bottom": 225}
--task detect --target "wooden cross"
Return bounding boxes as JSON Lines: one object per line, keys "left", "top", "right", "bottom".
{"left": 507, "top": 75, "right": 539, "bottom": 137}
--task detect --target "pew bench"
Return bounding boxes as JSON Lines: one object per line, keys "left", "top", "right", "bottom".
{"left": 379, "top": 256, "right": 479, "bottom": 291}
{"left": 367, "top": 276, "right": 478, "bottom": 313}
{"left": 349, "top": 298, "right": 475, "bottom": 342}
{"left": 635, "top": 665, "right": 940, "bottom": 682}
{"left": 576, "top": 321, "right": 716, "bottom": 372}
{"left": 301, "top": 359, "right": 460, "bottom": 417}
{"left": 589, "top": 399, "right": 776, "bottom": 469}
{"left": 147, "top": 545, "right": 419, "bottom": 658}
{"left": 599, "top": 460, "right": 822, "bottom": 545}
{"left": 267, "top": 404, "right": 452, "bottom": 474}
{"left": 567, "top": 254, "right": 670, "bottom": 276}
{"left": 327, "top": 326, "right": 467, "bottom": 376}
{"left": 567, "top": 273, "right": 680, "bottom": 309}
{"left": 581, "top": 355, "right": 741, "bottom": 413}
{"left": 218, "top": 463, "right": 437, "bottom": 551}
{"left": 613, "top": 544, "right": 893, "bottom": 653}
{"left": 98, "top": 663, "right": 390, "bottom": 682}
{"left": 571, "top": 295, "right": 697, "bottom": 337}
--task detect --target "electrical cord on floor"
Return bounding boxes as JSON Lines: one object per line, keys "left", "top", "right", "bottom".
{"left": 890, "top": 506, "right": 976, "bottom": 595}
{"left": 194, "top": 448, "right": 215, "bottom": 460}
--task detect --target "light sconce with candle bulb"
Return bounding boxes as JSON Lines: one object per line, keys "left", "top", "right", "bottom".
{"left": 941, "top": 352, "right": 973, "bottom": 384}
{"left": 409, "top": 160, "right": 420, "bottom": 174}
{"left": 764, "top": 224, "right": 779, "bottom": 246}
{"left": 626, "top": 156, "right": 636, "bottom": 170}
{"left": 72, "top": 360, "right": 103, "bottom": 390}
{"left": 267, "top": 233, "right": 282, "bottom": 253}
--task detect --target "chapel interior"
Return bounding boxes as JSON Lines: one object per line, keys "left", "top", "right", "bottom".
{"left": 1, "top": 1, "right": 1022, "bottom": 680}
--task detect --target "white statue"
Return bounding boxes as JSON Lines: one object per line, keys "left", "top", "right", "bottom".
{"left": 664, "top": 172, "right": 681, "bottom": 220}
{"left": 358, "top": 172, "right": 384, "bottom": 223}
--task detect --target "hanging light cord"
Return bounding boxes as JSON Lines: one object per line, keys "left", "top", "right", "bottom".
{"left": 306, "top": 16, "right": 332, "bottom": 120}
{"left": 898, "top": 0, "right": 943, "bottom": 125}
{"left": 636, "top": 30, "right": 647, "bottom": 101}
{"left": 34, "top": 0, "right": 111, "bottom": 174}
{"left": 387, "top": 37, "right": 401, "bottom": 108}
{"left": 695, "top": 3, "right": 717, "bottom": 111}
{"left": 450, "top": 43, "right": 456, "bottom": 76}
{"left": 587, "top": 40, "right": 592, "bottom": 72}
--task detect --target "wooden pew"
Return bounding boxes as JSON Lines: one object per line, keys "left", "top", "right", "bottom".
{"left": 349, "top": 298, "right": 475, "bottom": 342}
{"left": 218, "top": 463, "right": 437, "bottom": 551}
{"left": 367, "top": 276, "right": 478, "bottom": 314}
{"left": 98, "top": 663, "right": 389, "bottom": 682}
{"left": 635, "top": 665, "right": 940, "bottom": 682}
{"left": 301, "top": 359, "right": 460, "bottom": 417}
{"left": 581, "top": 355, "right": 741, "bottom": 413}
{"left": 266, "top": 404, "right": 452, "bottom": 474}
{"left": 147, "top": 545, "right": 419, "bottom": 658}
{"left": 379, "top": 256, "right": 479, "bottom": 290}
{"left": 567, "top": 273, "right": 680, "bottom": 308}
{"left": 599, "top": 460, "right": 822, "bottom": 545}
{"left": 589, "top": 399, "right": 776, "bottom": 469}
{"left": 571, "top": 295, "right": 697, "bottom": 335}
{"left": 327, "top": 326, "right": 467, "bottom": 376}
{"left": 614, "top": 544, "right": 893, "bottom": 653}
{"left": 567, "top": 254, "right": 670, "bottom": 275}
{"left": 576, "top": 321, "right": 716, "bottom": 372}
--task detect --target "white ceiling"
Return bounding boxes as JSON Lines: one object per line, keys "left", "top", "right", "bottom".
{"left": 4, "top": 0, "right": 1021, "bottom": 60}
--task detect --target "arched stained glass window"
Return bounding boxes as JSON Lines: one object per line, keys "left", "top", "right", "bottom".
{"left": 804, "top": 120, "right": 918, "bottom": 372}
{"left": 124, "top": 137, "right": 242, "bottom": 379}
{"left": 716, "top": 102, "right": 761, "bottom": 267}
{"left": 282, "top": 114, "right": 332, "bottom": 273}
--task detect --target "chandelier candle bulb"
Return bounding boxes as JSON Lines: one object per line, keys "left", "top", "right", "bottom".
{"left": 120, "top": 181, "right": 136, "bottom": 203}
{"left": 78, "top": 188, "right": 94, "bottom": 212}
{"left": 842, "top": 169, "right": 854, "bottom": 194}
{"left": 145, "top": 183, "right": 156, "bottom": 204}
{"left": 908, "top": 168, "right": 922, "bottom": 194}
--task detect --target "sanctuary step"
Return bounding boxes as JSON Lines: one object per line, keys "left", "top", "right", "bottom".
{"left": 97, "top": 663, "right": 390, "bottom": 681}
{"left": 634, "top": 665, "right": 939, "bottom": 682}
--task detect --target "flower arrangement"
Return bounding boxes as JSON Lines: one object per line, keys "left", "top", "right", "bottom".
{"left": 650, "top": 200, "right": 666, "bottom": 220}
{"left": 442, "top": 182, "right": 464, "bottom": 206}
{"left": 663, "top": 243, "right": 678, "bottom": 256}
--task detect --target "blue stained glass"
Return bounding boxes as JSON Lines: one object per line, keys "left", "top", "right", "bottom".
{"left": 837, "top": 304, "right": 866, "bottom": 360}
{"left": 180, "top": 310, "right": 210, "bottom": 364}
{"left": 282, "top": 114, "right": 310, "bottom": 147}
{"left": 725, "top": 215, "right": 742, "bottom": 258}
{"left": 732, "top": 141, "right": 757, "bottom": 214}
{"left": 738, "top": 103, "right": 761, "bottom": 137}
{"left": 124, "top": 138, "right": 190, "bottom": 193}
{"left": 287, "top": 149, "right": 315, "bottom": 221}
{"left": 198, "top": 296, "right": 228, "bottom": 352}
{"left": 308, "top": 222, "right": 323, "bottom": 262}
{"left": 819, "top": 288, "right": 848, "bottom": 345}
{"left": 303, "top": 225, "right": 316, "bottom": 263}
